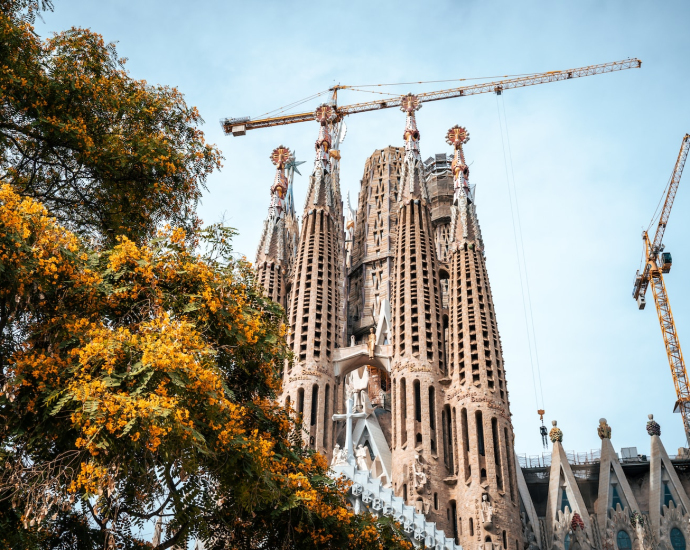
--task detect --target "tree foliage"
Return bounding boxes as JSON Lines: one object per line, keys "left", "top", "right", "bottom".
{"left": 1, "top": 0, "right": 222, "bottom": 245}
{"left": 0, "top": 2, "right": 413, "bottom": 549}
{"left": 0, "top": 184, "right": 412, "bottom": 549}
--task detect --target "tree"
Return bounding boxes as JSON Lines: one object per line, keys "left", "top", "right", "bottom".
{"left": 0, "top": 184, "right": 411, "bottom": 550}
{"left": 1, "top": 0, "right": 222, "bottom": 246}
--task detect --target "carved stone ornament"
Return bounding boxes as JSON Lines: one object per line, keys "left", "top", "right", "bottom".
{"left": 412, "top": 453, "right": 427, "bottom": 493}
{"left": 604, "top": 506, "right": 648, "bottom": 550}
{"left": 480, "top": 493, "right": 494, "bottom": 529}
{"left": 658, "top": 501, "right": 690, "bottom": 550}
{"left": 646, "top": 414, "right": 661, "bottom": 436}
{"left": 598, "top": 418, "right": 612, "bottom": 439}
{"left": 550, "top": 420, "right": 563, "bottom": 443}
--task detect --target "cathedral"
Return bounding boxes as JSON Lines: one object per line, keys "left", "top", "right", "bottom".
{"left": 252, "top": 97, "right": 690, "bottom": 550}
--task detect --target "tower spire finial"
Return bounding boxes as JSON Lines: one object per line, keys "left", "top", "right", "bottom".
{"left": 268, "top": 145, "right": 291, "bottom": 218}
{"left": 446, "top": 125, "right": 470, "bottom": 204}
{"left": 314, "top": 103, "right": 336, "bottom": 173}
{"left": 400, "top": 94, "right": 422, "bottom": 162}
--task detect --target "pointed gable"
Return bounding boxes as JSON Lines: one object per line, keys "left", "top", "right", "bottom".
{"left": 544, "top": 421, "right": 593, "bottom": 541}
{"left": 647, "top": 414, "right": 690, "bottom": 533}
{"left": 595, "top": 418, "right": 640, "bottom": 536}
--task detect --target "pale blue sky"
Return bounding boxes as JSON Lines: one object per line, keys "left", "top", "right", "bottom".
{"left": 37, "top": 1, "right": 690, "bottom": 459}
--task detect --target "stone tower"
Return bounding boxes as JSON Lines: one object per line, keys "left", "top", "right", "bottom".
{"left": 347, "top": 146, "right": 404, "bottom": 342}
{"left": 443, "top": 125, "right": 522, "bottom": 549}
{"left": 390, "top": 95, "right": 448, "bottom": 527}
{"left": 282, "top": 105, "right": 345, "bottom": 455}
{"left": 255, "top": 146, "right": 298, "bottom": 311}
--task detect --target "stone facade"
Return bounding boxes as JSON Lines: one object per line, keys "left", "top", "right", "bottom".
{"left": 257, "top": 103, "right": 642, "bottom": 549}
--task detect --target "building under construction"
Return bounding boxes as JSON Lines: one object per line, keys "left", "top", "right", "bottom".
{"left": 241, "top": 60, "right": 690, "bottom": 550}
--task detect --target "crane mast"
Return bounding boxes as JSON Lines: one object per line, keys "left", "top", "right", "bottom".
{"left": 633, "top": 134, "right": 690, "bottom": 440}
{"left": 222, "top": 58, "right": 641, "bottom": 136}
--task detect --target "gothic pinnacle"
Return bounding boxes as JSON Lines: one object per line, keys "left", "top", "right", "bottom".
{"left": 446, "top": 125, "right": 470, "bottom": 203}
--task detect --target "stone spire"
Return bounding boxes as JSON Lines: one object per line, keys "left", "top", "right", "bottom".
{"left": 390, "top": 96, "right": 448, "bottom": 529}
{"left": 442, "top": 124, "right": 522, "bottom": 549}
{"left": 398, "top": 94, "right": 429, "bottom": 202}
{"left": 282, "top": 104, "right": 344, "bottom": 455}
{"left": 255, "top": 145, "right": 293, "bottom": 309}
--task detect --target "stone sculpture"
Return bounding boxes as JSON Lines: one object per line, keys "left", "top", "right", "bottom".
{"left": 598, "top": 418, "right": 612, "bottom": 439}
{"left": 355, "top": 444, "right": 369, "bottom": 471}
{"left": 347, "top": 368, "right": 370, "bottom": 412}
{"left": 331, "top": 444, "right": 347, "bottom": 467}
{"left": 480, "top": 493, "right": 494, "bottom": 528}
{"left": 367, "top": 327, "right": 376, "bottom": 359}
{"left": 412, "top": 453, "right": 427, "bottom": 491}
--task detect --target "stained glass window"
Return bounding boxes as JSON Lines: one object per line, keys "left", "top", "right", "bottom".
{"left": 664, "top": 482, "right": 676, "bottom": 508}
{"left": 560, "top": 488, "right": 571, "bottom": 513}
{"left": 564, "top": 533, "right": 570, "bottom": 550}
{"left": 671, "top": 527, "right": 686, "bottom": 550}
{"left": 617, "top": 530, "right": 632, "bottom": 550}
{"left": 611, "top": 485, "right": 624, "bottom": 510}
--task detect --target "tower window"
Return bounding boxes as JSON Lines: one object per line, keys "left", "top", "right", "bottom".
{"left": 560, "top": 488, "right": 571, "bottom": 513}
{"left": 664, "top": 482, "right": 676, "bottom": 508}
{"left": 611, "top": 484, "right": 624, "bottom": 510}
{"left": 616, "top": 530, "right": 632, "bottom": 550}
{"left": 671, "top": 527, "right": 686, "bottom": 550}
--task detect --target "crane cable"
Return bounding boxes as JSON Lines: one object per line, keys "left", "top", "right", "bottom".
{"left": 495, "top": 94, "right": 547, "bottom": 428}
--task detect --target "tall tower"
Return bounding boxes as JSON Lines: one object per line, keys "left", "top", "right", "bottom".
{"left": 347, "top": 146, "right": 404, "bottom": 342}
{"left": 443, "top": 125, "right": 521, "bottom": 550}
{"left": 390, "top": 94, "right": 448, "bottom": 526}
{"left": 283, "top": 105, "right": 344, "bottom": 455}
{"left": 255, "top": 146, "right": 295, "bottom": 311}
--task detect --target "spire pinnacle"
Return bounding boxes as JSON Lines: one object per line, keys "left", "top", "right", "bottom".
{"left": 268, "top": 145, "right": 290, "bottom": 218}
{"left": 446, "top": 125, "right": 470, "bottom": 204}
{"left": 314, "top": 103, "right": 336, "bottom": 173}
{"left": 400, "top": 94, "right": 422, "bottom": 162}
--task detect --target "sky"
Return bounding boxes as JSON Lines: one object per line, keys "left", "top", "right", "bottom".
{"left": 37, "top": 0, "right": 690, "bottom": 461}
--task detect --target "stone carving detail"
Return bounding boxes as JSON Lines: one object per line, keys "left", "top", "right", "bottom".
{"left": 412, "top": 453, "right": 427, "bottom": 493}
{"left": 604, "top": 506, "right": 648, "bottom": 550}
{"left": 658, "top": 501, "right": 690, "bottom": 550}
{"left": 521, "top": 511, "right": 540, "bottom": 550}
{"left": 355, "top": 444, "right": 369, "bottom": 471}
{"left": 331, "top": 444, "right": 347, "bottom": 467}
{"left": 646, "top": 413, "right": 661, "bottom": 436}
{"left": 346, "top": 368, "right": 370, "bottom": 412}
{"left": 367, "top": 327, "right": 376, "bottom": 359}
{"left": 598, "top": 417, "right": 612, "bottom": 439}
{"left": 550, "top": 420, "right": 563, "bottom": 443}
{"left": 480, "top": 493, "right": 494, "bottom": 529}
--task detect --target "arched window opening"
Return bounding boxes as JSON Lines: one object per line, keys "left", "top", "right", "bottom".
{"left": 297, "top": 388, "right": 305, "bottom": 416}
{"left": 469, "top": 517, "right": 474, "bottom": 537}
{"left": 310, "top": 384, "right": 319, "bottom": 427}
{"left": 616, "top": 530, "right": 632, "bottom": 550}
{"left": 611, "top": 484, "right": 624, "bottom": 510}
{"left": 671, "top": 528, "right": 686, "bottom": 550}
{"left": 429, "top": 386, "right": 436, "bottom": 430}
{"left": 476, "top": 410, "right": 485, "bottom": 456}
{"left": 322, "top": 384, "right": 330, "bottom": 448}
{"left": 491, "top": 417, "right": 503, "bottom": 490}
{"left": 285, "top": 395, "right": 291, "bottom": 408}
{"left": 403, "top": 484, "right": 408, "bottom": 503}
{"left": 664, "top": 482, "right": 676, "bottom": 508}
{"left": 450, "top": 500, "right": 458, "bottom": 545}
{"left": 414, "top": 380, "right": 422, "bottom": 422}
{"left": 502, "top": 530, "right": 507, "bottom": 549}
{"left": 434, "top": 492, "right": 438, "bottom": 510}
{"left": 401, "top": 378, "right": 407, "bottom": 446}
{"left": 560, "top": 488, "right": 571, "bottom": 513}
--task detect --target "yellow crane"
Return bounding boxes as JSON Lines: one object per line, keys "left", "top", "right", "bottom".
{"left": 222, "top": 58, "right": 641, "bottom": 136}
{"left": 633, "top": 134, "right": 690, "bottom": 440}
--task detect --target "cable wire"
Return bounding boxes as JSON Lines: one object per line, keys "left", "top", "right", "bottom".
{"left": 500, "top": 94, "right": 546, "bottom": 410}
{"left": 495, "top": 95, "right": 541, "bottom": 412}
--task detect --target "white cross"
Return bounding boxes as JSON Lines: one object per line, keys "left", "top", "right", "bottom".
{"left": 332, "top": 397, "right": 367, "bottom": 465}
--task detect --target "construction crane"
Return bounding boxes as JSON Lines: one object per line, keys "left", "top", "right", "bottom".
{"left": 222, "top": 58, "right": 641, "bottom": 136}
{"left": 633, "top": 134, "right": 690, "bottom": 441}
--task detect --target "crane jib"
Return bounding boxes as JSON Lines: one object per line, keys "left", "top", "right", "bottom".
{"left": 221, "top": 58, "right": 641, "bottom": 136}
